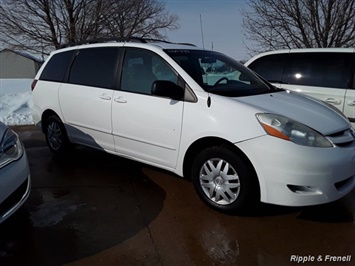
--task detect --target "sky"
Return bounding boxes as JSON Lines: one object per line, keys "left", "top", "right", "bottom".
{"left": 164, "top": 0, "right": 251, "bottom": 61}
{"left": 0, "top": 0, "right": 251, "bottom": 61}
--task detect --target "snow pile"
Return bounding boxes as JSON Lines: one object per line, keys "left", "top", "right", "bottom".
{"left": 0, "top": 79, "right": 34, "bottom": 125}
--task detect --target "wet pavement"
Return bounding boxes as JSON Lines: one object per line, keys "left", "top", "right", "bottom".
{"left": 0, "top": 125, "right": 354, "bottom": 266}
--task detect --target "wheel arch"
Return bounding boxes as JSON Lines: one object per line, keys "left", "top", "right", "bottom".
{"left": 183, "top": 137, "right": 259, "bottom": 186}
{"left": 41, "top": 109, "right": 62, "bottom": 133}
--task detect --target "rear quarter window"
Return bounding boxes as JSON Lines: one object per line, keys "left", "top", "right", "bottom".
{"left": 40, "top": 50, "right": 75, "bottom": 82}
{"left": 247, "top": 54, "right": 287, "bottom": 83}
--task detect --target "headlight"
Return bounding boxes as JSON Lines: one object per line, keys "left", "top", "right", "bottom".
{"left": 0, "top": 129, "right": 24, "bottom": 168}
{"left": 256, "top": 113, "right": 333, "bottom": 148}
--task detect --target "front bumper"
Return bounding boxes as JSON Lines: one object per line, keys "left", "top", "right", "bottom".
{"left": 0, "top": 151, "right": 31, "bottom": 223}
{"left": 237, "top": 135, "right": 355, "bottom": 206}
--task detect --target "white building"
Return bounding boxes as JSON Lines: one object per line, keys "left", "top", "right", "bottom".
{"left": 0, "top": 49, "right": 43, "bottom": 79}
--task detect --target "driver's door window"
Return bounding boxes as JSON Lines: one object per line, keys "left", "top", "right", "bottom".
{"left": 121, "top": 49, "right": 178, "bottom": 95}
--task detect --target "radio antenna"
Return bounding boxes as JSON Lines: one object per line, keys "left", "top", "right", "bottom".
{"left": 200, "top": 14, "right": 205, "bottom": 49}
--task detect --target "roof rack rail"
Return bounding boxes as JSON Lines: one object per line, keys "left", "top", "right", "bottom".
{"left": 141, "top": 38, "right": 197, "bottom": 47}
{"left": 57, "top": 37, "right": 196, "bottom": 49}
{"left": 57, "top": 37, "right": 145, "bottom": 49}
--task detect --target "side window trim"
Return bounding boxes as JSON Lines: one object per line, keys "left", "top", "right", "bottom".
{"left": 63, "top": 49, "right": 79, "bottom": 83}
{"left": 114, "top": 48, "right": 125, "bottom": 91}
{"left": 351, "top": 53, "right": 355, "bottom": 90}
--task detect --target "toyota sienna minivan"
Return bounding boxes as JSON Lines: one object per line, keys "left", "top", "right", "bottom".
{"left": 32, "top": 39, "right": 355, "bottom": 213}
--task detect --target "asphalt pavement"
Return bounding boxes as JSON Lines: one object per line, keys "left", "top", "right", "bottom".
{"left": 0, "top": 125, "right": 354, "bottom": 266}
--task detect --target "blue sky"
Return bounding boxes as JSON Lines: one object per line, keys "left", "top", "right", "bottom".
{"left": 164, "top": 0, "right": 250, "bottom": 61}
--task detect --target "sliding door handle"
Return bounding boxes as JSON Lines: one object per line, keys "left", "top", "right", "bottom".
{"left": 114, "top": 97, "right": 127, "bottom": 103}
{"left": 325, "top": 98, "right": 341, "bottom": 105}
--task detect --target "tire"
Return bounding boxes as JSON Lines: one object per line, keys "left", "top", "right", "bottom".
{"left": 44, "top": 115, "right": 71, "bottom": 155}
{"left": 191, "top": 146, "right": 259, "bottom": 214}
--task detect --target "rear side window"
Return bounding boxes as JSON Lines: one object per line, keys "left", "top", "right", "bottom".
{"left": 69, "top": 47, "right": 119, "bottom": 89}
{"left": 40, "top": 50, "right": 75, "bottom": 82}
{"left": 247, "top": 54, "right": 287, "bottom": 83}
{"left": 283, "top": 53, "right": 353, "bottom": 89}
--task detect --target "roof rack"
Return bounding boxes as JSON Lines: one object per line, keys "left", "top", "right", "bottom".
{"left": 57, "top": 37, "right": 196, "bottom": 49}
{"left": 139, "top": 38, "right": 197, "bottom": 47}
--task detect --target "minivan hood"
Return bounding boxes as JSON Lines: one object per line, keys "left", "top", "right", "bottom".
{"left": 236, "top": 91, "right": 349, "bottom": 135}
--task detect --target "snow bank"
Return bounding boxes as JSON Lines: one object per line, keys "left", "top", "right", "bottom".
{"left": 0, "top": 79, "right": 34, "bottom": 125}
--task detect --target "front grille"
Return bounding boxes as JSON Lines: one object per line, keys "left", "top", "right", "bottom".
{"left": 0, "top": 178, "right": 29, "bottom": 217}
{"left": 326, "top": 129, "right": 354, "bottom": 147}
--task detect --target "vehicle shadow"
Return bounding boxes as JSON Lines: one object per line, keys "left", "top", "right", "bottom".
{"left": 235, "top": 192, "right": 355, "bottom": 223}
{"left": 143, "top": 161, "right": 355, "bottom": 223}
{"left": 297, "top": 191, "right": 355, "bottom": 223}
{"left": 233, "top": 203, "right": 302, "bottom": 217}
{"left": 0, "top": 144, "right": 166, "bottom": 266}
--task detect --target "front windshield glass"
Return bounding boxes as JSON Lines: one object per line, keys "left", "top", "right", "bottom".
{"left": 164, "top": 49, "right": 274, "bottom": 97}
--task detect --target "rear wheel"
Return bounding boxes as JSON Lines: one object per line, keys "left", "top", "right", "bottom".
{"left": 191, "top": 146, "right": 259, "bottom": 214}
{"left": 44, "top": 115, "right": 71, "bottom": 155}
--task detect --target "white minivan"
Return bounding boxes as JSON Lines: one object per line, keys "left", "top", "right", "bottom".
{"left": 245, "top": 48, "right": 355, "bottom": 126}
{"left": 32, "top": 39, "right": 355, "bottom": 214}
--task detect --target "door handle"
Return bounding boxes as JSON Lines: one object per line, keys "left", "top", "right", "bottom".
{"left": 114, "top": 97, "right": 127, "bottom": 103}
{"left": 348, "top": 100, "right": 355, "bottom": 106}
{"left": 100, "top": 94, "right": 111, "bottom": 100}
{"left": 325, "top": 98, "right": 341, "bottom": 105}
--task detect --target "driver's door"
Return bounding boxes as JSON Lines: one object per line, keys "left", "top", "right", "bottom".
{"left": 112, "top": 48, "right": 184, "bottom": 169}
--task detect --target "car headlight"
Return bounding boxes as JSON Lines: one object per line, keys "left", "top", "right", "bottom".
{"left": 0, "top": 129, "right": 24, "bottom": 168}
{"left": 256, "top": 113, "right": 333, "bottom": 148}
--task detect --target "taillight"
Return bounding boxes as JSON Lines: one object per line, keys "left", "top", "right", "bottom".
{"left": 31, "top": 79, "right": 38, "bottom": 91}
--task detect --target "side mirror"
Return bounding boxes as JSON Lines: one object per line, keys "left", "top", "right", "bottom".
{"left": 239, "top": 72, "right": 251, "bottom": 82}
{"left": 151, "top": 80, "right": 184, "bottom": 100}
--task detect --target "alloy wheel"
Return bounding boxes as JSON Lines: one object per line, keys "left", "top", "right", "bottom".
{"left": 47, "top": 122, "right": 62, "bottom": 151}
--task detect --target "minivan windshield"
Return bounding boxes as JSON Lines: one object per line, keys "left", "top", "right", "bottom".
{"left": 165, "top": 49, "right": 274, "bottom": 97}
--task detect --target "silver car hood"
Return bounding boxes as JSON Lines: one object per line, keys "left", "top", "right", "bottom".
{"left": 236, "top": 91, "right": 349, "bottom": 135}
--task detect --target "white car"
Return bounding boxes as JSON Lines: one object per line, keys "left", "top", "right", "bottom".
{"left": 0, "top": 122, "right": 31, "bottom": 223}
{"left": 245, "top": 48, "right": 355, "bottom": 126}
{"left": 32, "top": 39, "right": 355, "bottom": 213}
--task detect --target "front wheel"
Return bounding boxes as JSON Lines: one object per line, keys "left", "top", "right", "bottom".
{"left": 44, "top": 115, "right": 71, "bottom": 155}
{"left": 191, "top": 146, "right": 259, "bottom": 214}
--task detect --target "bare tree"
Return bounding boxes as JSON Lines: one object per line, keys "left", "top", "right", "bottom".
{"left": 242, "top": 0, "right": 355, "bottom": 54}
{"left": 102, "top": 0, "right": 179, "bottom": 39}
{"left": 0, "top": 0, "right": 105, "bottom": 54}
{"left": 0, "top": 0, "right": 178, "bottom": 56}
